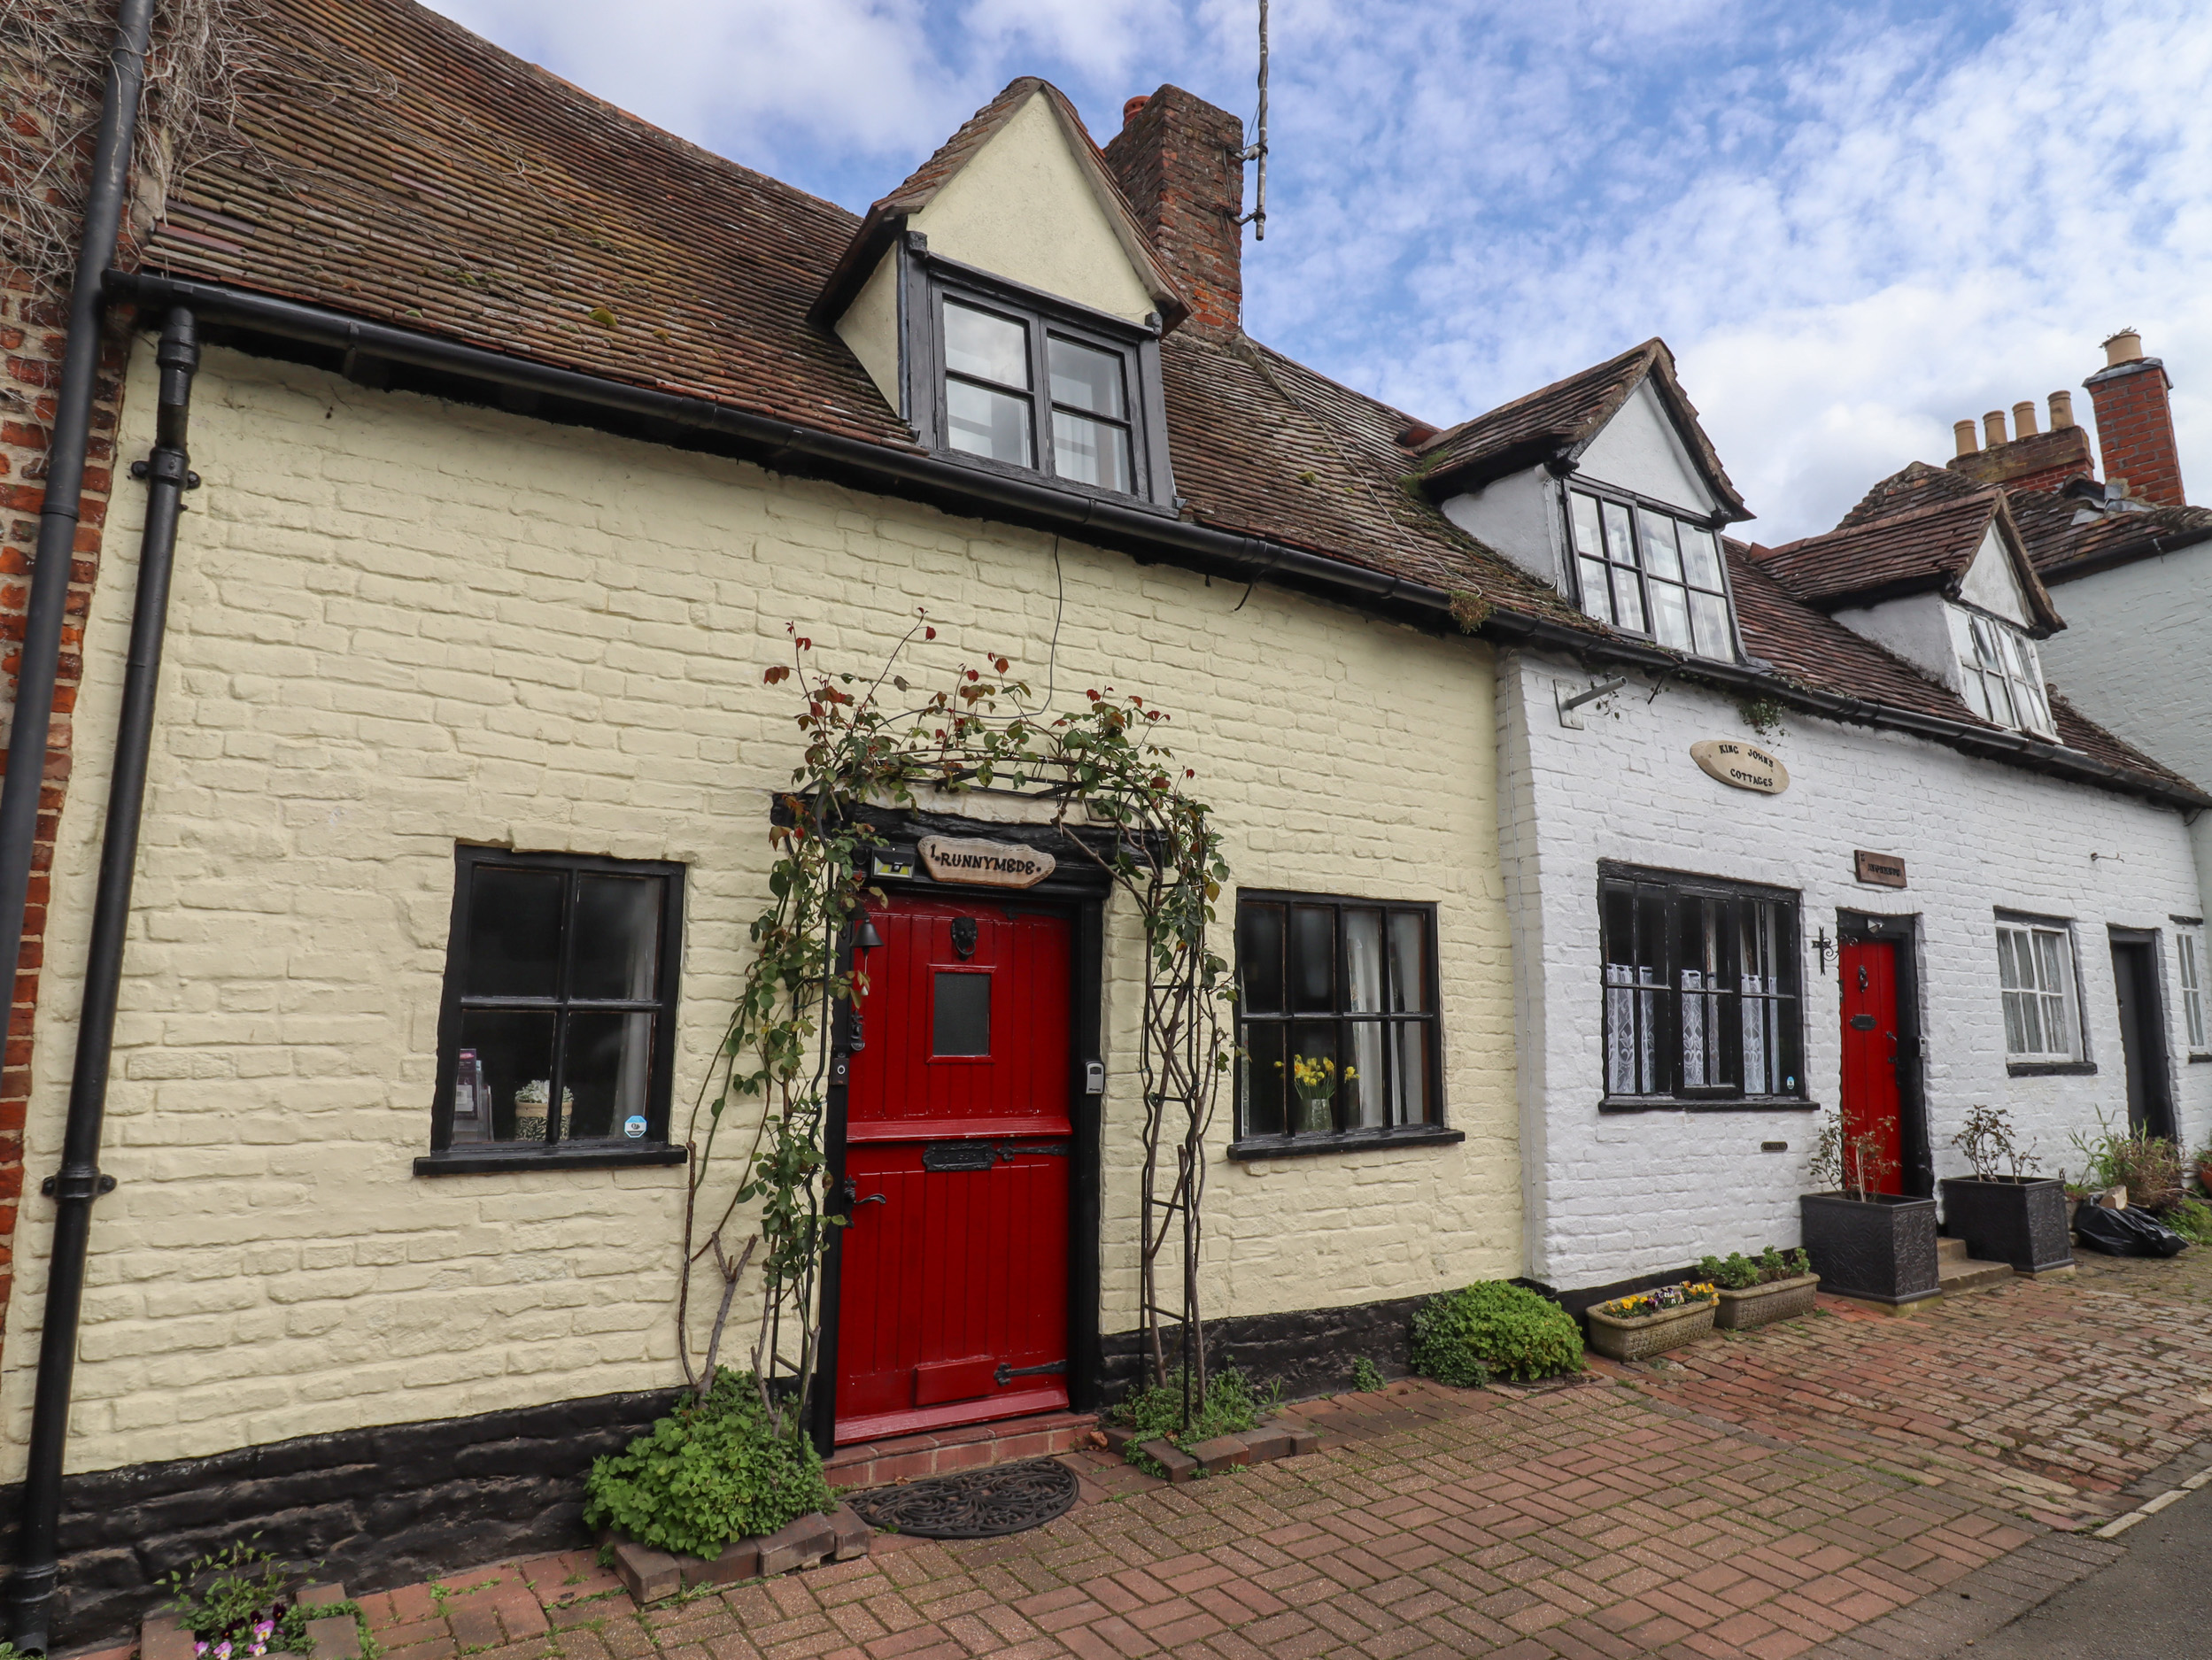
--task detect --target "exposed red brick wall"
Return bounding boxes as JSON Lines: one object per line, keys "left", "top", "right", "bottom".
{"left": 2084, "top": 359, "right": 2186, "bottom": 507}
{"left": 0, "top": 78, "right": 132, "bottom": 1363}
{"left": 1102, "top": 86, "right": 1245, "bottom": 335}
{"left": 1946, "top": 425, "right": 2094, "bottom": 494}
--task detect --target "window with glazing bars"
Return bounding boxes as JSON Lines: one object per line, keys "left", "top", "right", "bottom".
{"left": 1995, "top": 921, "right": 2081, "bottom": 1060}
{"left": 1235, "top": 896, "right": 1440, "bottom": 1139}
{"left": 938, "top": 295, "right": 1141, "bottom": 495}
{"left": 433, "top": 847, "right": 684, "bottom": 1150}
{"left": 1599, "top": 869, "right": 1803, "bottom": 1102}
{"left": 1567, "top": 490, "right": 1736, "bottom": 660}
{"left": 1952, "top": 610, "right": 2054, "bottom": 738}
{"left": 2179, "top": 930, "right": 2208, "bottom": 1053}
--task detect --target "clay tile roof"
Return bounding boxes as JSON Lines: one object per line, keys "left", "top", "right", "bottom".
{"left": 811, "top": 77, "right": 1190, "bottom": 330}
{"left": 2007, "top": 486, "right": 2212, "bottom": 583}
{"left": 1412, "top": 339, "right": 1748, "bottom": 520}
{"left": 1754, "top": 466, "right": 2063, "bottom": 633}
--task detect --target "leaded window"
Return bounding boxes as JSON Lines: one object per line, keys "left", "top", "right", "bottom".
{"left": 1952, "top": 609, "right": 2055, "bottom": 739}
{"left": 2179, "top": 929, "right": 2207, "bottom": 1054}
{"left": 1599, "top": 867, "right": 1803, "bottom": 1104}
{"left": 1568, "top": 489, "right": 1736, "bottom": 660}
{"left": 1996, "top": 920, "right": 2081, "bottom": 1061}
{"left": 1235, "top": 894, "right": 1442, "bottom": 1140}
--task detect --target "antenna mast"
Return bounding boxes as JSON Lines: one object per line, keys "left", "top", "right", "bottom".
{"left": 1240, "top": 0, "right": 1269, "bottom": 240}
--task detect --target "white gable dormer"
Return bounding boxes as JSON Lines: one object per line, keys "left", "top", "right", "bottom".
{"left": 1574, "top": 380, "right": 1720, "bottom": 520}
{"left": 1955, "top": 524, "right": 2033, "bottom": 627}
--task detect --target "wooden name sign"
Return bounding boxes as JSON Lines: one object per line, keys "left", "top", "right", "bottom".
{"left": 918, "top": 835, "right": 1056, "bottom": 890}
{"left": 1690, "top": 738, "right": 1789, "bottom": 794}
{"left": 1854, "top": 850, "right": 1907, "bottom": 889}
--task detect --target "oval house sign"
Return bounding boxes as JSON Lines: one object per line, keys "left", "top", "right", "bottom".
{"left": 917, "top": 835, "right": 1057, "bottom": 890}
{"left": 1690, "top": 738, "right": 1789, "bottom": 795}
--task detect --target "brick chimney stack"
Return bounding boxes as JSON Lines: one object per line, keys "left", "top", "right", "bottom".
{"left": 2084, "top": 329, "right": 2186, "bottom": 506}
{"left": 1948, "top": 387, "right": 2095, "bottom": 492}
{"left": 1102, "top": 85, "right": 1246, "bottom": 334}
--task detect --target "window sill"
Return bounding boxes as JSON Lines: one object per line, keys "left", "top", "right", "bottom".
{"left": 2005, "top": 1061, "right": 2096, "bottom": 1077}
{"left": 1226, "top": 1125, "right": 1464, "bottom": 1162}
{"left": 414, "top": 1143, "right": 689, "bottom": 1177}
{"left": 1598, "top": 1095, "right": 1821, "bottom": 1114}
{"left": 2190, "top": 1053, "right": 2212, "bottom": 1064}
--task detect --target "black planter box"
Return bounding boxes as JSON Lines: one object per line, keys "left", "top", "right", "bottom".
{"left": 1800, "top": 1192, "right": 1940, "bottom": 1305}
{"left": 1940, "top": 1176, "right": 2072, "bottom": 1273}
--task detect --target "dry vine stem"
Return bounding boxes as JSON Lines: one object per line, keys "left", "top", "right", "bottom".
{"left": 677, "top": 619, "right": 1233, "bottom": 1434}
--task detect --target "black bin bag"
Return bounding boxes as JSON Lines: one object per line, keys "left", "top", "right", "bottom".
{"left": 2073, "top": 1202, "right": 2189, "bottom": 1257}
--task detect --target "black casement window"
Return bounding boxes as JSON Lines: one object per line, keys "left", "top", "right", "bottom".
{"left": 422, "top": 846, "right": 685, "bottom": 1173}
{"left": 1599, "top": 865, "right": 1805, "bottom": 1108}
{"left": 910, "top": 251, "right": 1173, "bottom": 510}
{"left": 1567, "top": 488, "right": 1736, "bottom": 661}
{"left": 1233, "top": 892, "right": 1458, "bottom": 1155}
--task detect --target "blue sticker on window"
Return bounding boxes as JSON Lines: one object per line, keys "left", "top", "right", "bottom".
{"left": 623, "top": 1115, "right": 648, "bottom": 1140}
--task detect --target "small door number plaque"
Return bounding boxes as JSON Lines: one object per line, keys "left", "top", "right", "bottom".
{"left": 1853, "top": 850, "right": 1907, "bottom": 888}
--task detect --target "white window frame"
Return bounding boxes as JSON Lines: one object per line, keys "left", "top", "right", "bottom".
{"left": 1565, "top": 487, "right": 1738, "bottom": 662}
{"left": 2177, "top": 925, "right": 2208, "bottom": 1054}
{"left": 1995, "top": 919, "right": 2084, "bottom": 1062}
{"left": 1951, "top": 607, "right": 2055, "bottom": 739}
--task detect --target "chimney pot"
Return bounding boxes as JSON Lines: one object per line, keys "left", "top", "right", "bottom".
{"left": 1121, "top": 95, "right": 1149, "bottom": 127}
{"left": 2048, "top": 390, "right": 2075, "bottom": 429}
{"left": 2011, "top": 399, "right": 2038, "bottom": 438}
{"left": 1953, "top": 419, "right": 1979, "bottom": 457}
{"left": 1983, "top": 409, "right": 2009, "bottom": 449}
{"left": 2103, "top": 328, "right": 2144, "bottom": 367}
{"left": 2085, "top": 331, "right": 2185, "bottom": 506}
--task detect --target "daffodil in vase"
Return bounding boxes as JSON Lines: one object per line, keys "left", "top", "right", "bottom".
{"left": 1280, "top": 1054, "right": 1353, "bottom": 1133}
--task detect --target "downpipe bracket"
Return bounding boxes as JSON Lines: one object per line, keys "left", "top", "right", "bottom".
{"left": 38, "top": 1170, "right": 115, "bottom": 1201}
{"left": 128, "top": 453, "right": 199, "bottom": 489}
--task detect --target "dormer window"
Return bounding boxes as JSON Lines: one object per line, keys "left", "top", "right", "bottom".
{"left": 921, "top": 263, "right": 1169, "bottom": 508}
{"left": 1952, "top": 609, "right": 2054, "bottom": 738}
{"left": 1566, "top": 489, "right": 1736, "bottom": 660}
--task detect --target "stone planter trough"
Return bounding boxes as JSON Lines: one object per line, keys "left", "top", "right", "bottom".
{"left": 1939, "top": 1175, "right": 2073, "bottom": 1274}
{"left": 1586, "top": 1297, "right": 1715, "bottom": 1362}
{"left": 1800, "top": 1191, "right": 1939, "bottom": 1308}
{"left": 1713, "top": 1272, "right": 1821, "bottom": 1331}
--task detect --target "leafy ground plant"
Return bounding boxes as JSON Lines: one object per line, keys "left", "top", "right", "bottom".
{"left": 584, "top": 1368, "right": 831, "bottom": 1559}
{"left": 1409, "top": 1281, "right": 1583, "bottom": 1386}
{"left": 1110, "top": 1366, "right": 1282, "bottom": 1475}
{"left": 2068, "top": 1109, "right": 2184, "bottom": 1210}
{"left": 2161, "top": 1194, "right": 2212, "bottom": 1245}
{"left": 1349, "top": 1356, "right": 1384, "bottom": 1393}
{"left": 154, "top": 1541, "right": 367, "bottom": 1659}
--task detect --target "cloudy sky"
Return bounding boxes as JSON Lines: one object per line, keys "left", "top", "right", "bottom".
{"left": 424, "top": 0, "right": 2210, "bottom": 541}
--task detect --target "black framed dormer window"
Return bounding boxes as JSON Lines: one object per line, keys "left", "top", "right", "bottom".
{"left": 908, "top": 247, "right": 1175, "bottom": 511}
{"left": 420, "top": 846, "right": 687, "bottom": 1175}
{"left": 1566, "top": 488, "right": 1738, "bottom": 661}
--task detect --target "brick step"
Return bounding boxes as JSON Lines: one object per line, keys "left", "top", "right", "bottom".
{"left": 1938, "top": 1255, "right": 2015, "bottom": 1293}
{"left": 824, "top": 1409, "right": 1101, "bottom": 1490}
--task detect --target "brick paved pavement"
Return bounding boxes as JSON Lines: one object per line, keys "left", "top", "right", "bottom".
{"left": 337, "top": 1251, "right": 2212, "bottom": 1660}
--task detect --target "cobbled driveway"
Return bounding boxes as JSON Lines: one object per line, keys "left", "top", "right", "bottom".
{"left": 337, "top": 1252, "right": 2212, "bottom": 1660}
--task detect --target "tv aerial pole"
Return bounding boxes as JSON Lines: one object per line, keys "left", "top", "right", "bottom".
{"left": 1240, "top": 0, "right": 1269, "bottom": 240}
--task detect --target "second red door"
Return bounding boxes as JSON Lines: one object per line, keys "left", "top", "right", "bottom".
{"left": 1838, "top": 938, "right": 1905, "bottom": 1193}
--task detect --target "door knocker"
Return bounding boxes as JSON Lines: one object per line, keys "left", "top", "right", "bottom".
{"left": 951, "top": 916, "right": 978, "bottom": 961}
{"left": 1857, "top": 964, "right": 1868, "bottom": 992}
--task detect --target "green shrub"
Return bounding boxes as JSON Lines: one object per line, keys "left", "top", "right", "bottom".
{"left": 584, "top": 1370, "right": 831, "bottom": 1559}
{"left": 1110, "top": 1366, "right": 1282, "bottom": 1474}
{"left": 1349, "top": 1356, "right": 1384, "bottom": 1393}
{"left": 1410, "top": 1281, "right": 1582, "bottom": 1385}
{"left": 2162, "top": 1194, "right": 2212, "bottom": 1245}
{"left": 1696, "top": 1247, "right": 1812, "bottom": 1290}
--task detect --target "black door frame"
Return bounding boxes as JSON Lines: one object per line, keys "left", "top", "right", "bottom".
{"left": 809, "top": 817, "right": 1110, "bottom": 1455}
{"left": 2108, "top": 926, "right": 2178, "bottom": 1143}
{"left": 1837, "top": 911, "right": 1931, "bottom": 1198}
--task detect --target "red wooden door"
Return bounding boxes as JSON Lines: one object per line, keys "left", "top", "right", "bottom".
{"left": 1838, "top": 938, "right": 1904, "bottom": 1194}
{"left": 833, "top": 895, "right": 1072, "bottom": 1444}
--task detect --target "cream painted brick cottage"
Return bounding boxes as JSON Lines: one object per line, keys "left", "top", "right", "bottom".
{"left": 1, "top": 0, "right": 2206, "bottom": 1642}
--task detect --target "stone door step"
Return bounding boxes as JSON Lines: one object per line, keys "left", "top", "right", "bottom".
{"left": 1938, "top": 1254, "right": 2015, "bottom": 1294}
{"left": 824, "top": 1409, "right": 1101, "bottom": 1490}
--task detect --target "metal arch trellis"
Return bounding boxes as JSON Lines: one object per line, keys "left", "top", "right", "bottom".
{"left": 676, "top": 615, "right": 1233, "bottom": 1439}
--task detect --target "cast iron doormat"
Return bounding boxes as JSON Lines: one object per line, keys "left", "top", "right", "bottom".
{"left": 847, "top": 1455, "right": 1079, "bottom": 1538}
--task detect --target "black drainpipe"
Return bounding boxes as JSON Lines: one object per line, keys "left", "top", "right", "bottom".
{"left": 0, "top": 0, "right": 157, "bottom": 1055}
{"left": 6, "top": 308, "right": 199, "bottom": 1655}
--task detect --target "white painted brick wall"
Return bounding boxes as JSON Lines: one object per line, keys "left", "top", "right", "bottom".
{"left": 1, "top": 340, "right": 1524, "bottom": 1477}
{"left": 1498, "top": 649, "right": 2210, "bottom": 1290}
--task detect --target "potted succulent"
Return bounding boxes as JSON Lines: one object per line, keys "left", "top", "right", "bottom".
{"left": 1696, "top": 1247, "right": 1819, "bottom": 1331}
{"left": 1940, "top": 1105, "right": 2070, "bottom": 1275}
{"left": 1798, "top": 1111, "right": 1940, "bottom": 1309}
{"left": 1585, "top": 1280, "right": 1717, "bottom": 1362}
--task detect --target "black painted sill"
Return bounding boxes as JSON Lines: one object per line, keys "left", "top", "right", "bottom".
{"left": 1227, "top": 1125, "right": 1465, "bottom": 1162}
{"left": 1598, "top": 1095, "right": 1821, "bottom": 1114}
{"left": 414, "top": 1143, "right": 689, "bottom": 1177}
{"left": 2006, "top": 1060, "right": 2097, "bottom": 1077}
{"left": 2192, "top": 1053, "right": 2212, "bottom": 1065}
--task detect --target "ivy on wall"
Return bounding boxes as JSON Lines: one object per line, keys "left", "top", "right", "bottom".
{"left": 680, "top": 617, "right": 1234, "bottom": 1435}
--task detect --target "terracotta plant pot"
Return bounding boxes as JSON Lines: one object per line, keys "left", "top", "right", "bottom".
{"left": 1939, "top": 1176, "right": 2072, "bottom": 1274}
{"left": 1587, "top": 1298, "right": 1715, "bottom": 1362}
{"left": 1800, "top": 1192, "right": 1940, "bottom": 1307}
{"left": 1713, "top": 1273, "right": 1821, "bottom": 1331}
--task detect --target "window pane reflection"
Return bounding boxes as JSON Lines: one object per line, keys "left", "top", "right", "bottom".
{"left": 947, "top": 380, "right": 1033, "bottom": 466}
{"left": 1048, "top": 336, "right": 1125, "bottom": 416}
{"left": 466, "top": 867, "right": 562, "bottom": 998}
{"left": 458, "top": 1009, "right": 557, "bottom": 1141}
{"left": 571, "top": 876, "right": 661, "bottom": 1000}
{"left": 1051, "top": 410, "right": 1132, "bottom": 490}
{"left": 944, "top": 304, "right": 1029, "bottom": 387}
{"left": 565, "top": 1010, "right": 654, "bottom": 1139}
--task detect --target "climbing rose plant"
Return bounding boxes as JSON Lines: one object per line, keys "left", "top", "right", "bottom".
{"left": 677, "top": 617, "right": 1234, "bottom": 1435}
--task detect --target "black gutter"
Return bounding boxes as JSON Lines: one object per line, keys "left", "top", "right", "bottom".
{"left": 104, "top": 271, "right": 2211, "bottom": 815}
{"left": 0, "top": 0, "right": 155, "bottom": 1154}
{"left": 8, "top": 309, "right": 199, "bottom": 1652}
